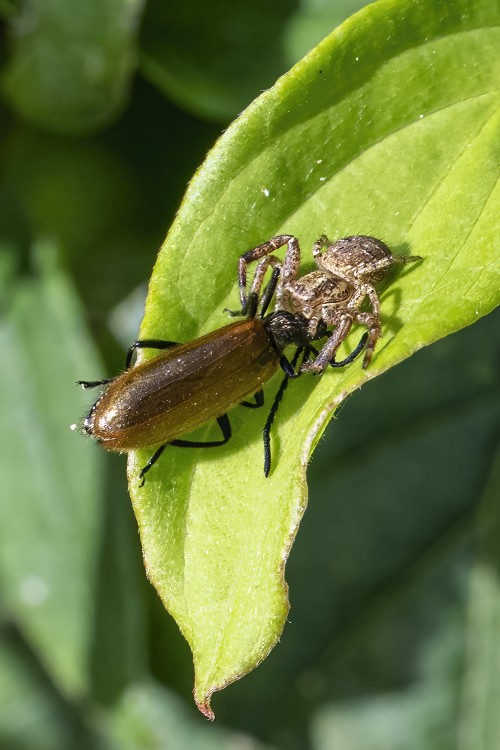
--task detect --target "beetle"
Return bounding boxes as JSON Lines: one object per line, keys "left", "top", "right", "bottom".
{"left": 77, "top": 267, "right": 366, "bottom": 484}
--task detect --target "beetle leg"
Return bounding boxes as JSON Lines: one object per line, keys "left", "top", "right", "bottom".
{"left": 278, "top": 351, "right": 303, "bottom": 378}
{"left": 126, "top": 339, "right": 179, "bottom": 369}
{"left": 139, "top": 445, "right": 166, "bottom": 486}
{"left": 248, "top": 256, "right": 282, "bottom": 308}
{"left": 241, "top": 389, "right": 264, "bottom": 408}
{"left": 78, "top": 339, "right": 180, "bottom": 388}
{"left": 263, "top": 347, "right": 306, "bottom": 477}
{"left": 77, "top": 378, "right": 113, "bottom": 389}
{"left": 226, "top": 260, "right": 281, "bottom": 317}
{"left": 138, "top": 415, "right": 233, "bottom": 484}
{"left": 170, "top": 414, "right": 232, "bottom": 449}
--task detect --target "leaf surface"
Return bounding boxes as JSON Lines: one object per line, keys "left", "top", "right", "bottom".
{"left": 128, "top": 0, "right": 500, "bottom": 716}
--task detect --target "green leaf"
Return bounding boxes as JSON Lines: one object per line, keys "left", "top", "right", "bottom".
{"left": 217, "top": 308, "right": 500, "bottom": 736}
{"left": 128, "top": 0, "right": 500, "bottom": 717}
{"left": 1, "top": 0, "right": 143, "bottom": 134}
{"left": 0, "top": 240, "right": 145, "bottom": 701}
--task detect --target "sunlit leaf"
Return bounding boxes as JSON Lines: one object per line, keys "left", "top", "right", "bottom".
{"left": 129, "top": 0, "right": 500, "bottom": 716}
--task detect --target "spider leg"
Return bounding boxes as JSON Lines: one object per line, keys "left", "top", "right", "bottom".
{"left": 343, "top": 282, "right": 382, "bottom": 368}
{"left": 301, "top": 315, "right": 354, "bottom": 374}
{"left": 354, "top": 311, "right": 380, "bottom": 368}
{"left": 312, "top": 234, "right": 331, "bottom": 261}
{"left": 237, "top": 235, "right": 300, "bottom": 311}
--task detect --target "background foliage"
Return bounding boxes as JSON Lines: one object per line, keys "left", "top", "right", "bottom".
{"left": 0, "top": 0, "right": 499, "bottom": 748}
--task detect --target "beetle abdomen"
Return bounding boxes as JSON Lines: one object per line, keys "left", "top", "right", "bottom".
{"left": 85, "top": 318, "right": 278, "bottom": 452}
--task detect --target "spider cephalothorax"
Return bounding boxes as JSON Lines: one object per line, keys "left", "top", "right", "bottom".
{"left": 237, "top": 234, "right": 421, "bottom": 372}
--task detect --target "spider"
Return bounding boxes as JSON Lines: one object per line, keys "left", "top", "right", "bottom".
{"left": 236, "top": 234, "right": 421, "bottom": 371}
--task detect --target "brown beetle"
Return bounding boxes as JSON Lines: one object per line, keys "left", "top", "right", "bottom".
{"left": 76, "top": 267, "right": 366, "bottom": 484}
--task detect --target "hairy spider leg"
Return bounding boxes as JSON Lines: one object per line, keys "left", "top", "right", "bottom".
{"left": 302, "top": 314, "right": 354, "bottom": 373}
{"left": 311, "top": 234, "right": 330, "bottom": 258}
{"left": 237, "top": 235, "right": 299, "bottom": 311}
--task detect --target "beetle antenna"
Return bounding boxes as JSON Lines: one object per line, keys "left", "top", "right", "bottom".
{"left": 330, "top": 332, "right": 368, "bottom": 367}
{"left": 263, "top": 347, "right": 305, "bottom": 477}
{"left": 259, "top": 267, "right": 281, "bottom": 318}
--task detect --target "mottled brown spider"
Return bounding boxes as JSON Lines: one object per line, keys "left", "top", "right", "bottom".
{"left": 237, "top": 234, "right": 421, "bottom": 371}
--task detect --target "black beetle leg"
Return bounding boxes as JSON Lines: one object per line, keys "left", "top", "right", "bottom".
{"left": 263, "top": 347, "right": 305, "bottom": 477}
{"left": 241, "top": 390, "right": 264, "bottom": 408}
{"left": 138, "top": 445, "right": 166, "bottom": 487}
{"left": 77, "top": 378, "right": 113, "bottom": 389}
{"left": 138, "top": 416, "right": 233, "bottom": 485}
{"left": 126, "top": 339, "right": 179, "bottom": 369}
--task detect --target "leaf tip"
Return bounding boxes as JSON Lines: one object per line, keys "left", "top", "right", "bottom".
{"left": 194, "top": 690, "right": 215, "bottom": 721}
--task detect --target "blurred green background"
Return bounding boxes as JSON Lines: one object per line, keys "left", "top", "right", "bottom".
{"left": 1, "top": 1, "right": 499, "bottom": 748}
